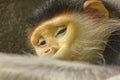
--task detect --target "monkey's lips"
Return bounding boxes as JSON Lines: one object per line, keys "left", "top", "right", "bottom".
{"left": 41, "top": 49, "right": 58, "bottom": 57}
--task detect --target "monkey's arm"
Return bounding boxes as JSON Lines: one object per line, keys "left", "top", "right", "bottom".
{"left": 0, "top": 53, "right": 119, "bottom": 80}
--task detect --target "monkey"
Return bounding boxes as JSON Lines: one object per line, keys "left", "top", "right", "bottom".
{"left": 0, "top": 0, "right": 120, "bottom": 80}
{"left": 28, "top": 0, "right": 120, "bottom": 65}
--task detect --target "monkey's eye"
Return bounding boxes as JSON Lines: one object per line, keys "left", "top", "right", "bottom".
{"left": 38, "top": 37, "right": 46, "bottom": 47}
{"left": 55, "top": 25, "right": 67, "bottom": 37}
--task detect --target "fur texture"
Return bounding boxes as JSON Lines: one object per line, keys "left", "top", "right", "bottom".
{"left": 0, "top": 53, "right": 119, "bottom": 80}
{"left": 69, "top": 13, "right": 120, "bottom": 64}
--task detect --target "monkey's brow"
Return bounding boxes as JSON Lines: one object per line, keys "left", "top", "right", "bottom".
{"left": 32, "top": 14, "right": 74, "bottom": 37}
{"left": 33, "top": 21, "right": 57, "bottom": 33}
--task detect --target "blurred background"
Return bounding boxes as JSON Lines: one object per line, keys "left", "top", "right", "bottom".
{"left": 0, "top": 0, "right": 45, "bottom": 54}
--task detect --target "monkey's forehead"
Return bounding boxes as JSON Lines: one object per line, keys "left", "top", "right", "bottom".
{"left": 31, "top": 13, "right": 77, "bottom": 35}
{"left": 28, "top": 0, "right": 85, "bottom": 26}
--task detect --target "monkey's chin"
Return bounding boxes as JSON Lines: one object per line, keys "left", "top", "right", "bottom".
{"left": 51, "top": 47, "right": 84, "bottom": 61}
{"left": 52, "top": 47, "right": 72, "bottom": 60}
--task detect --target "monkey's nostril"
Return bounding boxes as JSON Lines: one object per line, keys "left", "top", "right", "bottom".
{"left": 44, "top": 49, "right": 51, "bottom": 54}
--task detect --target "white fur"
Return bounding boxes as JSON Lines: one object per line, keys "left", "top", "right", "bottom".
{"left": 68, "top": 13, "right": 120, "bottom": 64}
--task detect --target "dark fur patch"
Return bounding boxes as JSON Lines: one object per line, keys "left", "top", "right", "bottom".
{"left": 28, "top": 0, "right": 120, "bottom": 27}
{"left": 28, "top": 0, "right": 85, "bottom": 26}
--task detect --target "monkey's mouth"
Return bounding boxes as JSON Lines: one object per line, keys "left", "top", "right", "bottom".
{"left": 40, "top": 48, "right": 58, "bottom": 57}
{"left": 40, "top": 53, "right": 55, "bottom": 57}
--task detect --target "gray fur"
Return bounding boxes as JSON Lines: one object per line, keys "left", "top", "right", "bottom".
{"left": 0, "top": 53, "right": 119, "bottom": 80}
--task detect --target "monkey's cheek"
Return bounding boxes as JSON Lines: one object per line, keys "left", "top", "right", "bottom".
{"left": 52, "top": 47, "right": 73, "bottom": 60}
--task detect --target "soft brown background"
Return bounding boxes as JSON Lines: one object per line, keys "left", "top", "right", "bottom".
{"left": 0, "top": 0, "right": 45, "bottom": 54}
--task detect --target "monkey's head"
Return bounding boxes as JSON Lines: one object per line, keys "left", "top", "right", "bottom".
{"left": 29, "top": 0, "right": 119, "bottom": 64}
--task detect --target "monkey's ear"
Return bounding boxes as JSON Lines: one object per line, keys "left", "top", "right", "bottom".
{"left": 83, "top": 0, "right": 109, "bottom": 18}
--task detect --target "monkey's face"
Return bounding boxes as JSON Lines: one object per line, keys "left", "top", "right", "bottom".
{"left": 30, "top": 14, "right": 79, "bottom": 59}
{"left": 30, "top": 12, "right": 117, "bottom": 64}
{"left": 29, "top": 0, "right": 120, "bottom": 64}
